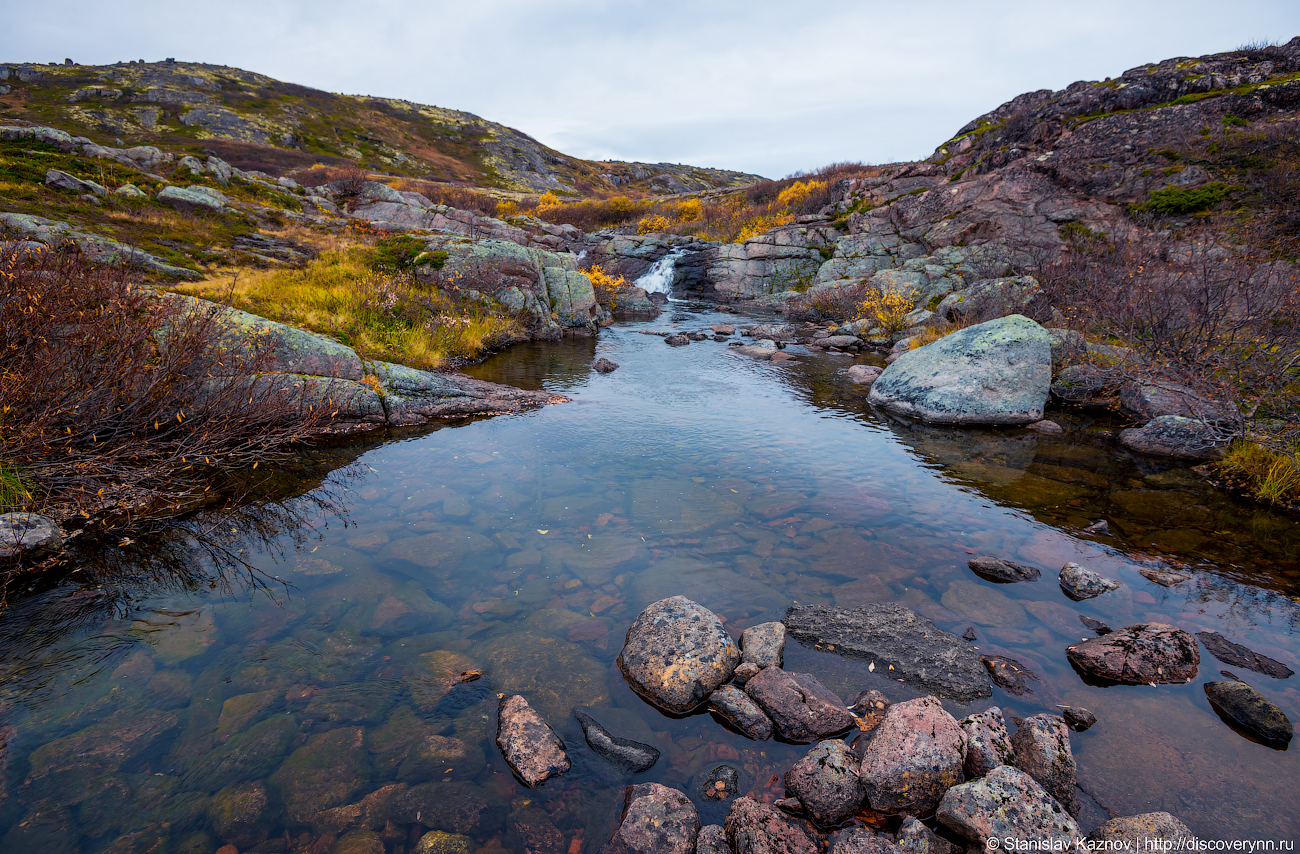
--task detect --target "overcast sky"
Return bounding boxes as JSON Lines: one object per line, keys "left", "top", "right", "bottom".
{"left": 4, "top": 1, "right": 1299, "bottom": 178}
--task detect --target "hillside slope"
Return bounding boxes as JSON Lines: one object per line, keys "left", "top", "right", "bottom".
{"left": 0, "top": 59, "right": 762, "bottom": 195}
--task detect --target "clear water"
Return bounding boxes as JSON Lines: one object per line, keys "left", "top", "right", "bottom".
{"left": 1, "top": 301, "right": 1298, "bottom": 853}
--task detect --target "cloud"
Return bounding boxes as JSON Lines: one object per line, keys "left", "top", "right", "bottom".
{"left": 4, "top": 0, "right": 1298, "bottom": 177}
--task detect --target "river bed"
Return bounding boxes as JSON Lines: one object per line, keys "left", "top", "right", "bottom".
{"left": 0, "top": 301, "right": 1297, "bottom": 852}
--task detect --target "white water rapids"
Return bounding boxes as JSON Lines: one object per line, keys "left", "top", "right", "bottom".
{"left": 634, "top": 249, "right": 686, "bottom": 297}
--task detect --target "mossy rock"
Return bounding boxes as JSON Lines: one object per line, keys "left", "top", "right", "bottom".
{"left": 475, "top": 631, "right": 608, "bottom": 721}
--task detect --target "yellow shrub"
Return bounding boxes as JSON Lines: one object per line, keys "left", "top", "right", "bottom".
{"left": 735, "top": 212, "right": 795, "bottom": 243}
{"left": 585, "top": 264, "right": 629, "bottom": 310}
{"left": 637, "top": 214, "right": 670, "bottom": 234}
{"left": 674, "top": 199, "right": 702, "bottom": 222}
{"left": 777, "top": 180, "right": 826, "bottom": 210}
{"left": 854, "top": 283, "right": 915, "bottom": 332}
{"left": 537, "top": 191, "right": 561, "bottom": 211}
{"left": 495, "top": 199, "right": 518, "bottom": 217}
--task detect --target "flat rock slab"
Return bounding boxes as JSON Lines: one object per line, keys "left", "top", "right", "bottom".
{"left": 937, "top": 765, "right": 1078, "bottom": 848}
{"left": 860, "top": 696, "right": 966, "bottom": 815}
{"left": 1010, "top": 714, "right": 1079, "bottom": 817}
{"left": 784, "top": 603, "right": 991, "bottom": 702}
{"left": 784, "top": 739, "right": 863, "bottom": 826}
{"left": 618, "top": 596, "right": 740, "bottom": 713}
{"left": 496, "top": 695, "right": 570, "bottom": 787}
{"left": 1086, "top": 812, "right": 1195, "bottom": 847}
{"left": 1195, "top": 632, "right": 1294, "bottom": 679}
{"left": 574, "top": 709, "right": 659, "bottom": 773}
{"left": 601, "top": 782, "right": 699, "bottom": 854}
{"left": 1058, "top": 562, "right": 1121, "bottom": 600}
{"left": 968, "top": 556, "right": 1041, "bottom": 583}
{"left": 744, "top": 668, "right": 852, "bottom": 743}
{"left": 1204, "top": 681, "right": 1294, "bottom": 747}
{"left": 726, "top": 796, "right": 819, "bottom": 854}
{"left": 708, "top": 685, "right": 774, "bottom": 740}
{"left": 1066, "top": 623, "right": 1199, "bottom": 685}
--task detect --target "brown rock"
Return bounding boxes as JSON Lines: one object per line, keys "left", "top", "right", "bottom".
{"left": 725, "top": 796, "right": 820, "bottom": 854}
{"left": 744, "top": 668, "right": 852, "bottom": 743}
{"left": 860, "top": 696, "right": 966, "bottom": 815}
{"left": 1066, "top": 622, "right": 1199, "bottom": 684}
{"left": 600, "top": 782, "right": 700, "bottom": 854}
{"left": 783, "top": 739, "right": 864, "bottom": 826}
{"left": 496, "top": 694, "right": 569, "bottom": 787}
{"left": 960, "top": 707, "right": 1012, "bottom": 778}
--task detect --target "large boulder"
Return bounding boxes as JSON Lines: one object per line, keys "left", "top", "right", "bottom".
{"left": 936, "top": 765, "right": 1078, "bottom": 848}
{"left": 601, "top": 783, "right": 699, "bottom": 854}
{"left": 783, "top": 740, "right": 864, "bottom": 826}
{"left": 617, "top": 596, "right": 740, "bottom": 713}
{"left": 495, "top": 694, "right": 569, "bottom": 787}
{"left": 744, "top": 668, "right": 852, "bottom": 743}
{"left": 1010, "top": 714, "right": 1079, "bottom": 817}
{"left": 45, "top": 168, "right": 106, "bottom": 195}
{"left": 868, "top": 314, "right": 1052, "bottom": 426}
{"left": 859, "top": 696, "right": 966, "bottom": 815}
{"left": 1066, "top": 623, "right": 1199, "bottom": 684}
{"left": 725, "top": 796, "right": 819, "bottom": 854}
{"left": 157, "top": 185, "right": 227, "bottom": 213}
{"left": 783, "top": 603, "right": 990, "bottom": 702}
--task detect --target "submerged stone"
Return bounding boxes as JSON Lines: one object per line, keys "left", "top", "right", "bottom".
{"left": 496, "top": 694, "right": 570, "bottom": 787}
{"left": 574, "top": 709, "right": 660, "bottom": 773}
{"left": 1204, "top": 681, "right": 1294, "bottom": 747}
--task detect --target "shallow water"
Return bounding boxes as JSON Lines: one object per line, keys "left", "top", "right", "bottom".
{"left": 1, "top": 301, "right": 1298, "bottom": 852}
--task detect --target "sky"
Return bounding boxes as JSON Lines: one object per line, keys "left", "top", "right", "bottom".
{"left": 4, "top": 1, "right": 1299, "bottom": 179}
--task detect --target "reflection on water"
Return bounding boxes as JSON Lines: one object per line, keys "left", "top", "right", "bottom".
{"left": 0, "top": 302, "right": 1297, "bottom": 852}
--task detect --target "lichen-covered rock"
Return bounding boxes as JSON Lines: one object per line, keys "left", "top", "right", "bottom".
{"left": 1058, "top": 562, "right": 1121, "bottom": 601}
{"left": 600, "top": 782, "right": 699, "bottom": 854}
{"left": 784, "top": 740, "right": 864, "bottom": 826}
{"left": 1010, "top": 714, "right": 1079, "bottom": 817}
{"left": 860, "top": 696, "right": 966, "bottom": 815}
{"left": 1066, "top": 623, "right": 1199, "bottom": 684}
{"left": 0, "top": 512, "right": 63, "bottom": 558}
{"left": 574, "top": 709, "right": 660, "bottom": 772}
{"left": 744, "top": 668, "right": 852, "bottom": 743}
{"left": 960, "top": 707, "right": 1013, "bottom": 777}
{"left": 725, "top": 796, "right": 820, "bottom": 854}
{"left": 895, "top": 817, "right": 955, "bottom": 854}
{"left": 157, "top": 184, "right": 227, "bottom": 212}
{"left": 697, "top": 824, "right": 734, "bottom": 854}
{"left": 833, "top": 828, "right": 901, "bottom": 854}
{"left": 1119, "top": 416, "right": 1229, "bottom": 460}
{"left": 741, "top": 622, "right": 787, "bottom": 668}
{"left": 936, "top": 765, "right": 1078, "bottom": 848}
{"left": 1204, "top": 681, "right": 1294, "bottom": 747}
{"left": 413, "top": 831, "right": 474, "bottom": 854}
{"left": 617, "top": 596, "right": 740, "bottom": 713}
{"left": 708, "top": 685, "right": 774, "bottom": 740}
{"left": 1086, "top": 813, "right": 1194, "bottom": 847}
{"left": 45, "top": 168, "right": 106, "bottom": 195}
{"left": 496, "top": 694, "right": 569, "bottom": 787}
{"left": 868, "top": 315, "right": 1052, "bottom": 426}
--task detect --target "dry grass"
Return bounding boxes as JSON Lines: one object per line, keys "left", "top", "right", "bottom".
{"left": 1216, "top": 440, "right": 1300, "bottom": 505}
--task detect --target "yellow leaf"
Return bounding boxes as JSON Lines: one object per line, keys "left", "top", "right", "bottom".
{"left": 537, "top": 529, "right": 549, "bottom": 535}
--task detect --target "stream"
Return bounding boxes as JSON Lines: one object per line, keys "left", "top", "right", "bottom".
{"left": 0, "top": 300, "right": 1297, "bottom": 852}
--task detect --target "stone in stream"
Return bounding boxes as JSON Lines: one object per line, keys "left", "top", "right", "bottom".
{"left": 1010, "top": 713, "right": 1080, "bottom": 817}
{"left": 847, "top": 365, "right": 883, "bottom": 386}
{"left": 860, "top": 696, "right": 966, "bottom": 815}
{"left": 741, "top": 622, "right": 787, "bottom": 668}
{"left": 665, "top": 334, "right": 690, "bottom": 346}
{"left": 1204, "top": 681, "right": 1294, "bottom": 747}
{"left": 617, "top": 596, "right": 740, "bottom": 713}
{"left": 1086, "top": 813, "right": 1195, "bottom": 847}
{"left": 868, "top": 314, "right": 1053, "bottom": 426}
{"left": 1080, "top": 615, "right": 1112, "bottom": 635}
{"left": 1195, "top": 632, "right": 1295, "bottom": 679}
{"left": 207, "top": 781, "right": 278, "bottom": 849}
{"left": 593, "top": 358, "right": 620, "bottom": 373}
{"left": 732, "top": 662, "right": 762, "bottom": 686}
{"left": 268, "top": 726, "right": 369, "bottom": 825}
{"left": 783, "top": 603, "right": 991, "bottom": 702}
{"left": 981, "top": 655, "right": 1043, "bottom": 697}
{"left": 832, "top": 828, "right": 901, "bottom": 854}
{"left": 960, "top": 707, "right": 1013, "bottom": 777}
{"left": 895, "top": 817, "right": 956, "bottom": 854}
{"left": 1058, "top": 562, "right": 1122, "bottom": 600}
{"left": 696, "top": 824, "right": 733, "bottom": 854}
{"left": 0, "top": 512, "right": 63, "bottom": 558}
{"left": 1066, "top": 623, "right": 1199, "bottom": 684}
{"left": 967, "top": 556, "right": 1041, "bottom": 583}
{"left": 1060, "top": 706, "right": 1097, "bottom": 731}
{"left": 937, "top": 765, "right": 1078, "bottom": 849}
{"left": 783, "top": 739, "right": 864, "bottom": 826}
{"left": 725, "top": 796, "right": 820, "bottom": 854}
{"left": 744, "top": 667, "right": 852, "bottom": 743}
{"left": 601, "top": 782, "right": 700, "bottom": 854}
{"left": 708, "top": 685, "right": 774, "bottom": 740}
{"left": 573, "top": 709, "right": 660, "bottom": 772}
{"left": 1139, "top": 569, "right": 1191, "bottom": 587}
{"left": 495, "top": 694, "right": 570, "bottom": 787}
{"left": 414, "top": 831, "right": 473, "bottom": 854}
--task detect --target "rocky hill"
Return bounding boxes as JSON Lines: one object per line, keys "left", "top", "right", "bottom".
{"left": 0, "top": 59, "right": 763, "bottom": 195}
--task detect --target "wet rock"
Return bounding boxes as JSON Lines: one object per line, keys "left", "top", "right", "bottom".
{"left": 0, "top": 512, "right": 63, "bottom": 558}
{"left": 847, "top": 365, "right": 884, "bottom": 385}
{"left": 981, "top": 655, "right": 1043, "bottom": 697}
{"left": 1060, "top": 706, "right": 1097, "bottom": 731}
{"left": 1139, "top": 569, "right": 1191, "bottom": 587}
{"left": 617, "top": 596, "right": 740, "bottom": 713}
{"left": 496, "top": 694, "right": 570, "bottom": 786}
{"left": 1119, "top": 416, "right": 1228, "bottom": 461}
{"left": 368, "top": 585, "right": 453, "bottom": 637}
{"left": 268, "top": 726, "right": 369, "bottom": 825}
{"left": 208, "top": 782, "right": 278, "bottom": 848}
{"left": 960, "top": 707, "right": 1013, "bottom": 777}
{"left": 574, "top": 709, "right": 660, "bottom": 772}
{"left": 741, "top": 622, "right": 787, "bottom": 668}
{"left": 783, "top": 603, "right": 990, "bottom": 702}
{"left": 1195, "top": 632, "right": 1295, "bottom": 679}
{"left": 478, "top": 632, "right": 608, "bottom": 720}
{"left": 1080, "top": 615, "right": 1112, "bottom": 635}
{"left": 896, "top": 817, "right": 956, "bottom": 854}
{"left": 708, "top": 685, "right": 774, "bottom": 740}
{"left": 745, "top": 668, "right": 852, "bottom": 743}
{"left": 414, "top": 831, "right": 474, "bottom": 854}
{"left": 725, "top": 796, "right": 820, "bottom": 854}
{"left": 1082, "top": 519, "right": 1111, "bottom": 535}
{"left": 398, "top": 734, "right": 486, "bottom": 783}
{"left": 601, "top": 782, "right": 700, "bottom": 854}
{"left": 184, "top": 715, "right": 297, "bottom": 792}
{"left": 593, "top": 357, "right": 620, "bottom": 373}
{"left": 784, "top": 739, "right": 864, "bottom": 826}
{"left": 665, "top": 334, "right": 690, "bottom": 346}
{"left": 1010, "top": 713, "right": 1079, "bottom": 817}
{"left": 24, "top": 709, "right": 178, "bottom": 802}
{"left": 1086, "top": 813, "right": 1194, "bottom": 847}
{"left": 333, "top": 829, "right": 385, "bottom": 854}
{"left": 967, "top": 556, "right": 1041, "bottom": 583}
{"left": 408, "top": 649, "right": 482, "bottom": 713}
{"left": 860, "top": 696, "right": 966, "bottom": 815}
{"left": 849, "top": 690, "right": 890, "bottom": 732}
{"left": 389, "top": 781, "right": 491, "bottom": 834}
{"left": 313, "top": 783, "right": 405, "bottom": 835}
{"left": 941, "top": 580, "right": 1028, "bottom": 627}
{"left": 936, "top": 765, "right": 1077, "bottom": 848}
{"left": 1066, "top": 623, "right": 1199, "bottom": 684}
{"left": 1026, "top": 419, "right": 1063, "bottom": 434}
{"left": 509, "top": 805, "right": 565, "bottom": 854}
{"left": 832, "top": 828, "right": 900, "bottom": 854}
{"left": 1058, "top": 562, "right": 1121, "bottom": 601}
{"left": 305, "top": 684, "right": 395, "bottom": 725}
{"left": 732, "top": 341, "right": 778, "bottom": 359}
{"left": 697, "top": 824, "right": 733, "bottom": 854}
{"left": 1204, "top": 681, "right": 1294, "bottom": 747}
{"left": 702, "top": 765, "right": 740, "bottom": 802}
{"left": 732, "top": 662, "right": 762, "bottom": 686}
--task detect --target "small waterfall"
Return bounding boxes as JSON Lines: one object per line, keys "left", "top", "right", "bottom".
{"left": 635, "top": 250, "right": 686, "bottom": 296}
